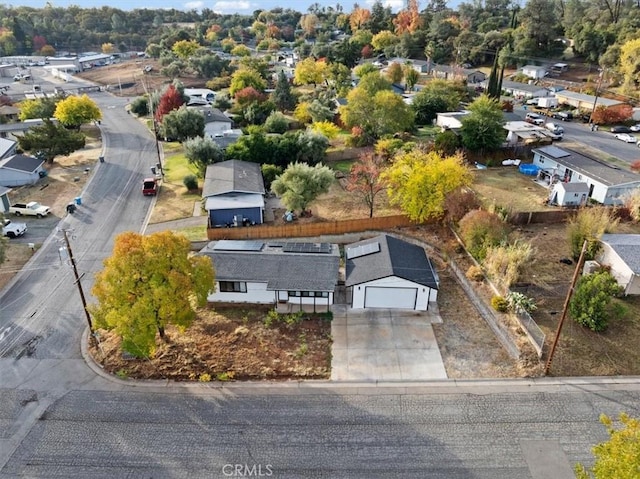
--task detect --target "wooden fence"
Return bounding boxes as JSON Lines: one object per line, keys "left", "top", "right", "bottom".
{"left": 509, "top": 209, "right": 576, "bottom": 225}
{"left": 207, "top": 215, "right": 417, "bottom": 240}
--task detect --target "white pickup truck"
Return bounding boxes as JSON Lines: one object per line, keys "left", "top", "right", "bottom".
{"left": 9, "top": 201, "right": 50, "bottom": 217}
{"left": 2, "top": 219, "right": 27, "bottom": 238}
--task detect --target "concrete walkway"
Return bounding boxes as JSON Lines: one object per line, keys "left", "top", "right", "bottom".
{"left": 331, "top": 306, "right": 447, "bottom": 381}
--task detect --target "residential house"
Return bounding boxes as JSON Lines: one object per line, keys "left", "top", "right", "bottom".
{"left": 430, "top": 64, "right": 486, "bottom": 83}
{"left": 188, "top": 105, "right": 233, "bottom": 139}
{"left": 0, "top": 185, "right": 11, "bottom": 213}
{"left": 345, "top": 234, "right": 439, "bottom": 311}
{"left": 0, "top": 118, "right": 58, "bottom": 140}
{"left": 504, "top": 121, "right": 555, "bottom": 145}
{"left": 210, "top": 129, "right": 243, "bottom": 150}
{"left": 597, "top": 234, "right": 640, "bottom": 295}
{"left": 436, "top": 111, "right": 470, "bottom": 130}
{"left": 0, "top": 105, "right": 20, "bottom": 123}
{"left": 532, "top": 145, "right": 640, "bottom": 205}
{"left": 553, "top": 90, "right": 623, "bottom": 110}
{"left": 521, "top": 65, "right": 547, "bottom": 79}
{"left": 0, "top": 137, "right": 17, "bottom": 159}
{"left": 0, "top": 154, "right": 45, "bottom": 187}
{"left": 387, "top": 57, "right": 430, "bottom": 73}
{"left": 184, "top": 88, "right": 216, "bottom": 105}
{"left": 200, "top": 240, "right": 340, "bottom": 311}
{"left": 202, "top": 159, "right": 265, "bottom": 227}
{"left": 479, "top": 80, "right": 549, "bottom": 99}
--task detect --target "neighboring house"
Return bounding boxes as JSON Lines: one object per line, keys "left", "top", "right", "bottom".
{"left": 202, "top": 159, "right": 265, "bottom": 227}
{"left": 480, "top": 80, "right": 549, "bottom": 99}
{"left": 553, "top": 90, "right": 623, "bottom": 110}
{"left": 597, "top": 234, "right": 640, "bottom": 295}
{"left": 548, "top": 181, "right": 589, "bottom": 207}
{"left": 184, "top": 88, "right": 216, "bottom": 104}
{"left": 430, "top": 64, "right": 486, "bottom": 83}
{"left": 200, "top": 240, "right": 340, "bottom": 311}
{"left": 0, "top": 105, "right": 20, "bottom": 123}
{"left": 504, "top": 121, "right": 554, "bottom": 145}
{"left": 188, "top": 105, "right": 233, "bottom": 139}
{"left": 387, "top": 57, "right": 430, "bottom": 73}
{"left": 436, "top": 111, "right": 470, "bottom": 130}
{"left": 76, "top": 53, "right": 112, "bottom": 70}
{"left": 0, "top": 118, "right": 58, "bottom": 140}
{"left": 0, "top": 185, "right": 11, "bottom": 213}
{"left": 532, "top": 145, "right": 640, "bottom": 205}
{"left": 0, "top": 154, "right": 45, "bottom": 187}
{"left": 345, "top": 234, "right": 439, "bottom": 311}
{"left": 521, "top": 65, "right": 547, "bottom": 79}
{"left": 210, "top": 129, "right": 243, "bottom": 150}
{"left": 0, "top": 137, "right": 17, "bottom": 159}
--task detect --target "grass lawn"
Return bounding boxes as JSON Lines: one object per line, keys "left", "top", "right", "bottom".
{"left": 414, "top": 125, "right": 440, "bottom": 139}
{"left": 330, "top": 159, "right": 354, "bottom": 174}
{"left": 471, "top": 166, "right": 554, "bottom": 212}
{"left": 148, "top": 147, "right": 202, "bottom": 224}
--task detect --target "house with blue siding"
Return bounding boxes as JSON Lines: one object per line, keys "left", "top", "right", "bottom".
{"left": 203, "top": 159, "right": 265, "bottom": 227}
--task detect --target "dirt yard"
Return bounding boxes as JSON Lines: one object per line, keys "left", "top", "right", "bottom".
{"left": 91, "top": 306, "right": 332, "bottom": 381}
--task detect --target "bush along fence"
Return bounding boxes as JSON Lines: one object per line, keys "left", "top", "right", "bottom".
{"left": 449, "top": 227, "right": 546, "bottom": 358}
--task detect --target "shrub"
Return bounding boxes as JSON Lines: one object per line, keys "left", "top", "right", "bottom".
{"left": 491, "top": 296, "right": 508, "bottom": 312}
{"left": 630, "top": 159, "right": 640, "bottom": 172}
{"left": 570, "top": 270, "right": 623, "bottom": 331}
{"left": 129, "top": 96, "right": 149, "bottom": 116}
{"left": 466, "top": 265, "right": 484, "bottom": 282}
{"left": 310, "top": 121, "right": 341, "bottom": 139}
{"left": 622, "top": 188, "right": 640, "bottom": 222}
{"left": 458, "top": 209, "right": 509, "bottom": 261}
{"left": 183, "top": 174, "right": 198, "bottom": 191}
{"left": 264, "top": 111, "right": 289, "bottom": 133}
{"left": 445, "top": 188, "right": 481, "bottom": 224}
{"left": 567, "top": 207, "right": 619, "bottom": 260}
{"left": 483, "top": 241, "right": 534, "bottom": 290}
{"left": 505, "top": 291, "right": 537, "bottom": 314}
{"left": 198, "top": 373, "right": 212, "bottom": 382}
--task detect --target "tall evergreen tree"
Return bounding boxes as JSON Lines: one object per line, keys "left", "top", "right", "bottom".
{"left": 271, "top": 70, "right": 296, "bottom": 112}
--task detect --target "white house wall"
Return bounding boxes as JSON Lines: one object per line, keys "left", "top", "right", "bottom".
{"left": 598, "top": 246, "right": 639, "bottom": 295}
{"left": 208, "top": 281, "right": 274, "bottom": 304}
{"left": 351, "top": 276, "right": 437, "bottom": 311}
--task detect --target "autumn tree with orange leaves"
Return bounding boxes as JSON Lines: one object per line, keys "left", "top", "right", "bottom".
{"left": 346, "top": 152, "right": 388, "bottom": 218}
{"left": 350, "top": 6, "right": 371, "bottom": 32}
{"left": 393, "top": 0, "right": 423, "bottom": 35}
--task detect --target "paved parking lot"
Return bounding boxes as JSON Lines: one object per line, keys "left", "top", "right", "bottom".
{"left": 331, "top": 306, "right": 447, "bottom": 381}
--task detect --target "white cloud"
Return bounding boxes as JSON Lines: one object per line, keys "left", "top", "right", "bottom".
{"left": 212, "top": 0, "right": 252, "bottom": 13}
{"left": 184, "top": 0, "right": 204, "bottom": 9}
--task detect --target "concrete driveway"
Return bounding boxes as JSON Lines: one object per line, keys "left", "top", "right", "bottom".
{"left": 331, "top": 306, "right": 447, "bottom": 381}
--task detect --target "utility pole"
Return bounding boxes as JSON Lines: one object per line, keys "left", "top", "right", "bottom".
{"left": 141, "top": 78, "right": 164, "bottom": 177}
{"left": 588, "top": 68, "right": 605, "bottom": 125}
{"left": 61, "top": 229, "right": 94, "bottom": 333}
{"left": 544, "top": 240, "right": 588, "bottom": 375}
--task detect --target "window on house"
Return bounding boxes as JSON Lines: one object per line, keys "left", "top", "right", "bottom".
{"left": 287, "top": 291, "right": 329, "bottom": 298}
{"left": 219, "top": 281, "right": 247, "bottom": 293}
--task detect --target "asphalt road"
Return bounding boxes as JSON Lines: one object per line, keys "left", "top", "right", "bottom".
{"left": 1, "top": 71, "right": 640, "bottom": 478}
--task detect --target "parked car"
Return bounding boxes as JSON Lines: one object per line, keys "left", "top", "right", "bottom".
{"left": 630, "top": 124, "right": 640, "bottom": 132}
{"left": 552, "top": 112, "right": 573, "bottom": 121}
{"left": 525, "top": 113, "right": 545, "bottom": 126}
{"left": 611, "top": 125, "right": 632, "bottom": 133}
{"left": 142, "top": 178, "right": 158, "bottom": 196}
{"left": 2, "top": 219, "right": 27, "bottom": 238}
{"left": 615, "top": 133, "right": 636, "bottom": 143}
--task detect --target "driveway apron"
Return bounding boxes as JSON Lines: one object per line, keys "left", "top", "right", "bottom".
{"left": 331, "top": 306, "right": 447, "bottom": 381}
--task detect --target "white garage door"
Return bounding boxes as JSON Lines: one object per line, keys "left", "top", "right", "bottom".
{"left": 364, "top": 287, "right": 417, "bottom": 309}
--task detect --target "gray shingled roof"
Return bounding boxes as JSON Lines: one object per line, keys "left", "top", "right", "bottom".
{"left": 345, "top": 234, "right": 439, "bottom": 289}
{"left": 200, "top": 242, "right": 340, "bottom": 291}
{"left": 190, "top": 106, "right": 233, "bottom": 125}
{"left": 202, "top": 159, "right": 265, "bottom": 198}
{"left": 601, "top": 234, "right": 640, "bottom": 274}
{"left": 0, "top": 154, "right": 43, "bottom": 173}
{"left": 534, "top": 146, "right": 640, "bottom": 187}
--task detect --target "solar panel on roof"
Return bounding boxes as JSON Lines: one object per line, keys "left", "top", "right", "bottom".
{"left": 213, "top": 240, "right": 264, "bottom": 251}
{"left": 282, "top": 242, "right": 331, "bottom": 254}
{"left": 539, "top": 145, "right": 570, "bottom": 159}
{"left": 346, "top": 241, "right": 380, "bottom": 259}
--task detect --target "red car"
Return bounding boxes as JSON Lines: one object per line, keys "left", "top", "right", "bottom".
{"left": 142, "top": 178, "right": 158, "bottom": 196}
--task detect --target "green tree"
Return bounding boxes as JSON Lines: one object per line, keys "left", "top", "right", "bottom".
{"left": 575, "top": 414, "right": 640, "bottom": 479}
{"left": 229, "top": 68, "right": 266, "bottom": 97}
{"left": 294, "top": 57, "right": 327, "bottom": 86}
{"left": 271, "top": 70, "right": 296, "bottom": 112}
{"left": 307, "top": 100, "right": 334, "bottom": 123}
{"left": 271, "top": 162, "right": 334, "bottom": 214}
{"left": 619, "top": 38, "right": 640, "bottom": 92}
{"left": 129, "top": 96, "right": 149, "bottom": 117}
{"left": 90, "top": 231, "right": 214, "bottom": 358}
{"left": 403, "top": 65, "right": 420, "bottom": 91}
{"left": 261, "top": 163, "right": 283, "bottom": 191}
{"left": 411, "top": 79, "right": 463, "bottom": 125}
{"left": 161, "top": 107, "right": 205, "bottom": 142}
{"left": 184, "top": 136, "right": 224, "bottom": 176}
{"left": 371, "top": 30, "right": 398, "bottom": 51}
{"left": 171, "top": 39, "right": 200, "bottom": 60}
{"left": 570, "top": 270, "right": 624, "bottom": 332}
{"left": 460, "top": 95, "right": 505, "bottom": 154}
{"left": 386, "top": 62, "right": 404, "bottom": 84}
{"left": 383, "top": 149, "right": 473, "bottom": 222}
{"left": 18, "top": 119, "right": 85, "bottom": 164}
{"left": 53, "top": 94, "right": 102, "bottom": 129}
{"left": 231, "top": 44, "right": 252, "bottom": 57}
{"left": 295, "top": 131, "right": 329, "bottom": 165}
{"left": 264, "top": 111, "right": 289, "bottom": 133}
{"left": 225, "top": 126, "right": 274, "bottom": 164}
{"left": 18, "top": 97, "right": 58, "bottom": 121}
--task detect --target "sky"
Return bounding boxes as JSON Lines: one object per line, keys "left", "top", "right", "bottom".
{"left": 8, "top": 0, "right": 411, "bottom": 16}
